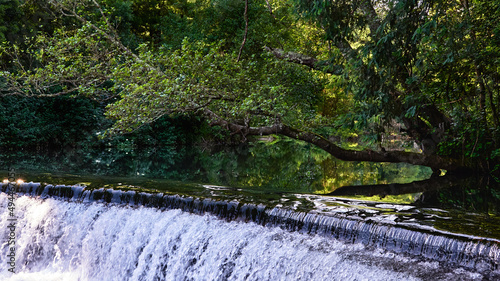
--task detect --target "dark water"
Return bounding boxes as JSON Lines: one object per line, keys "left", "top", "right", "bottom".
{"left": 1, "top": 140, "right": 500, "bottom": 280}
{"left": 0, "top": 139, "right": 433, "bottom": 193}
{"left": 2, "top": 139, "right": 499, "bottom": 215}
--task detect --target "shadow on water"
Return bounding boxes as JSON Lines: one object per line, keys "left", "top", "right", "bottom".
{"left": 330, "top": 173, "right": 500, "bottom": 215}
{"left": 330, "top": 173, "right": 500, "bottom": 239}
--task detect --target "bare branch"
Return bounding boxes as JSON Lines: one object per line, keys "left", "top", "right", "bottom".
{"left": 47, "top": 0, "right": 141, "bottom": 63}
{"left": 237, "top": 0, "right": 249, "bottom": 62}
{"left": 264, "top": 0, "right": 275, "bottom": 18}
{"left": 264, "top": 47, "right": 342, "bottom": 74}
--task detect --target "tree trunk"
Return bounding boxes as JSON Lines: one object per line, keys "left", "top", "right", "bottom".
{"left": 264, "top": 47, "right": 343, "bottom": 75}
{"left": 203, "top": 109, "right": 468, "bottom": 173}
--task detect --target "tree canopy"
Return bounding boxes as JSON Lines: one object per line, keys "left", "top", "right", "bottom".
{"left": 1, "top": 0, "right": 500, "bottom": 174}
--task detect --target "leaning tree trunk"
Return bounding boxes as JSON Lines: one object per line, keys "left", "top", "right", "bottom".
{"left": 203, "top": 109, "right": 469, "bottom": 173}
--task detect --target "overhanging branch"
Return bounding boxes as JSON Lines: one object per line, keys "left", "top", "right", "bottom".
{"left": 202, "top": 109, "right": 465, "bottom": 171}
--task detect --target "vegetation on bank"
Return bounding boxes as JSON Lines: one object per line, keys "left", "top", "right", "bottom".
{"left": 1, "top": 0, "right": 500, "bottom": 174}
{"left": 0, "top": 94, "right": 227, "bottom": 150}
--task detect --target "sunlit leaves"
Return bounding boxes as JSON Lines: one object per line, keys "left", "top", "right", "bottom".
{"left": 2, "top": 22, "right": 121, "bottom": 97}
{"left": 104, "top": 39, "right": 324, "bottom": 135}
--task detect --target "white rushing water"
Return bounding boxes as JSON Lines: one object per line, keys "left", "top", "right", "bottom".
{"left": 0, "top": 193, "right": 487, "bottom": 281}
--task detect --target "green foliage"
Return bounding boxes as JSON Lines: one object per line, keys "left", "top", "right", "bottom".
{"left": 0, "top": 93, "right": 227, "bottom": 150}
{"left": 0, "top": 0, "right": 22, "bottom": 44}
{"left": 105, "top": 39, "right": 324, "bottom": 135}
{"left": 2, "top": 0, "right": 327, "bottom": 140}
{"left": 101, "top": 0, "right": 300, "bottom": 55}
{"left": 108, "top": 115, "right": 226, "bottom": 147}
{"left": 2, "top": 0, "right": 500, "bottom": 173}
{"left": 412, "top": 0, "right": 500, "bottom": 161}
{"left": 0, "top": 95, "right": 102, "bottom": 149}
{"left": 293, "top": 0, "right": 365, "bottom": 43}
{"left": 293, "top": 0, "right": 500, "bottom": 167}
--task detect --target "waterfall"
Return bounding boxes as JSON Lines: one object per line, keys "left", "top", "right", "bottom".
{"left": 0, "top": 183, "right": 498, "bottom": 280}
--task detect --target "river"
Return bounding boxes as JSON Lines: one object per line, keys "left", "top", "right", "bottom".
{"left": 0, "top": 140, "right": 499, "bottom": 280}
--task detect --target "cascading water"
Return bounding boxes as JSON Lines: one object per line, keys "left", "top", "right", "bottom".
{"left": 0, "top": 183, "right": 499, "bottom": 280}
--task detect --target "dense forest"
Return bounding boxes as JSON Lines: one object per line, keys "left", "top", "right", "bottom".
{"left": 1, "top": 0, "right": 499, "bottom": 175}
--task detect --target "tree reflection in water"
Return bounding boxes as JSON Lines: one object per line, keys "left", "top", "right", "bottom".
{"left": 1, "top": 139, "right": 499, "bottom": 217}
